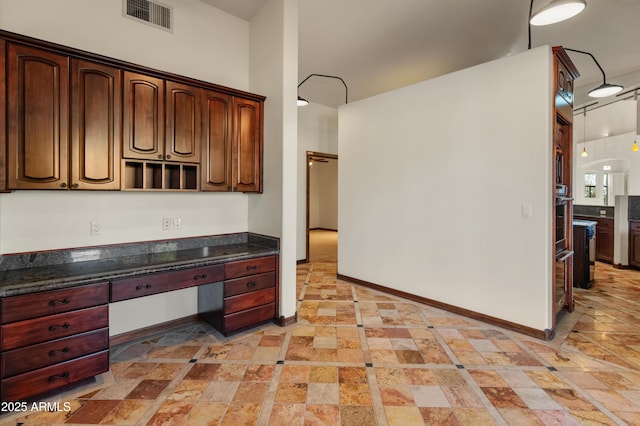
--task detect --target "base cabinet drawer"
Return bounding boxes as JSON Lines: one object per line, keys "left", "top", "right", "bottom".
{"left": 225, "top": 256, "right": 276, "bottom": 279}
{"left": 224, "top": 303, "right": 275, "bottom": 333}
{"left": 224, "top": 271, "right": 275, "bottom": 297}
{"left": 1, "top": 305, "right": 109, "bottom": 351}
{"left": 111, "top": 264, "right": 224, "bottom": 302}
{"left": 1, "top": 350, "right": 109, "bottom": 402}
{"left": 1, "top": 282, "right": 108, "bottom": 324}
{"left": 225, "top": 288, "right": 275, "bottom": 315}
{"left": 1, "top": 328, "right": 109, "bottom": 378}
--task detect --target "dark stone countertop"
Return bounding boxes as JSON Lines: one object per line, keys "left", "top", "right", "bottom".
{"left": 0, "top": 233, "right": 279, "bottom": 297}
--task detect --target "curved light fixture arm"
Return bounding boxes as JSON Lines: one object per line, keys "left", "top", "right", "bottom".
{"left": 297, "top": 73, "right": 348, "bottom": 105}
{"left": 528, "top": 0, "right": 534, "bottom": 50}
{"left": 564, "top": 48, "right": 607, "bottom": 84}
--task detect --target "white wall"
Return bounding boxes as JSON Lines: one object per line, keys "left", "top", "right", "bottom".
{"left": 297, "top": 104, "right": 338, "bottom": 260}
{"left": 248, "top": 0, "right": 298, "bottom": 320}
{"left": 310, "top": 160, "right": 338, "bottom": 230}
{"left": 339, "top": 46, "right": 554, "bottom": 332}
{"left": 0, "top": 0, "right": 253, "bottom": 334}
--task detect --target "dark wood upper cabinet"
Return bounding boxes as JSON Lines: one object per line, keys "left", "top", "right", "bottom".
{"left": 201, "top": 90, "right": 232, "bottom": 191}
{"left": 233, "top": 98, "right": 263, "bottom": 193}
{"left": 122, "top": 71, "right": 164, "bottom": 161}
{"left": 70, "top": 59, "right": 122, "bottom": 190}
{"left": 0, "top": 40, "right": 6, "bottom": 192}
{"left": 1, "top": 30, "right": 265, "bottom": 193}
{"left": 7, "top": 44, "right": 69, "bottom": 189}
{"left": 166, "top": 81, "right": 201, "bottom": 163}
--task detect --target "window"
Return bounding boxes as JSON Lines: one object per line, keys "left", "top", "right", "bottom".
{"left": 584, "top": 173, "right": 596, "bottom": 198}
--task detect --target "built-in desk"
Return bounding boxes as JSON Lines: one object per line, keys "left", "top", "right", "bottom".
{"left": 0, "top": 232, "right": 279, "bottom": 403}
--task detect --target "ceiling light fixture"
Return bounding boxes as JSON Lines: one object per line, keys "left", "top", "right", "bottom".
{"left": 527, "top": 0, "right": 586, "bottom": 49}
{"left": 634, "top": 90, "right": 639, "bottom": 152}
{"left": 297, "top": 74, "right": 348, "bottom": 107}
{"left": 581, "top": 106, "right": 588, "bottom": 157}
{"left": 530, "top": 0, "right": 586, "bottom": 26}
{"left": 564, "top": 48, "right": 623, "bottom": 98}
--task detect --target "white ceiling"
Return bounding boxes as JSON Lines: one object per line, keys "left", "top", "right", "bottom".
{"left": 202, "top": 0, "right": 640, "bottom": 109}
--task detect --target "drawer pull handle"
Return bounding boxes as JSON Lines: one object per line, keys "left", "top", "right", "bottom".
{"left": 49, "top": 323, "right": 70, "bottom": 332}
{"left": 194, "top": 273, "right": 208, "bottom": 280}
{"left": 48, "top": 372, "right": 69, "bottom": 383}
{"left": 49, "top": 298, "right": 70, "bottom": 306}
{"left": 247, "top": 281, "right": 257, "bottom": 288}
{"left": 246, "top": 265, "right": 258, "bottom": 271}
{"left": 49, "top": 347, "right": 70, "bottom": 357}
{"left": 136, "top": 284, "right": 152, "bottom": 290}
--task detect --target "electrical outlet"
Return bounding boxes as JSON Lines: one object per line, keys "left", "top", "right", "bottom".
{"left": 162, "top": 217, "right": 172, "bottom": 231}
{"left": 90, "top": 221, "right": 103, "bottom": 236}
{"left": 173, "top": 217, "right": 182, "bottom": 230}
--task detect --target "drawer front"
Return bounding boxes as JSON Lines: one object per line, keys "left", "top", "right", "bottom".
{"left": 1, "top": 350, "right": 109, "bottom": 402}
{"left": 225, "top": 256, "right": 276, "bottom": 279}
{"left": 111, "top": 264, "right": 224, "bottom": 302}
{"left": 224, "top": 303, "right": 275, "bottom": 333}
{"left": 225, "top": 287, "right": 275, "bottom": 315}
{"left": 597, "top": 218, "right": 614, "bottom": 230}
{"left": 1, "top": 328, "right": 109, "bottom": 378}
{"left": 1, "top": 305, "right": 109, "bottom": 351}
{"left": 225, "top": 271, "right": 275, "bottom": 297}
{"left": 1, "top": 281, "right": 108, "bottom": 324}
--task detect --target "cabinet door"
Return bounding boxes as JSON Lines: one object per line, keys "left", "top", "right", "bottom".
{"left": 233, "top": 98, "right": 263, "bottom": 193}
{"left": 70, "top": 60, "right": 121, "bottom": 190}
{"left": 630, "top": 230, "right": 640, "bottom": 268}
{"left": 166, "top": 81, "right": 200, "bottom": 163}
{"left": 201, "top": 90, "right": 232, "bottom": 191}
{"left": 596, "top": 226, "right": 614, "bottom": 263}
{"left": 7, "top": 44, "right": 69, "bottom": 189}
{"left": 0, "top": 40, "right": 6, "bottom": 192}
{"left": 123, "top": 71, "right": 164, "bottom": 161}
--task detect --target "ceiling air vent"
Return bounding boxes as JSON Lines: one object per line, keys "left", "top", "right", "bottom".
{"left": 123, "top": 0, "right": 173, "bottom": 32}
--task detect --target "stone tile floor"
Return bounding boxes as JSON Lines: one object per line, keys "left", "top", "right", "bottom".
{"left": 5, "top": 258, "right": 640, "bottom": 425}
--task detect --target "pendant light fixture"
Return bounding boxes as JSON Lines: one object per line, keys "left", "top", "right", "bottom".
{"left": 530, "top": 0, "right": 586, "bottom": 26}
{"left": 634, "top": 90, "right": 639, "bottom": 152}
{"left": 581, "top": 106, "right": 588, "bottom": 157}
{"left": 564, "top": 48, "right": 624, "bottom": 98}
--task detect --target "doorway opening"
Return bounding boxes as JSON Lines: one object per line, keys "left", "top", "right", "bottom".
{"left": 306, "top": 151, "right": 338, "bottom": 263}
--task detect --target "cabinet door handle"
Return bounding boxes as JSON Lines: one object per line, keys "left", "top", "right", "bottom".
{"left": 194, "top": 273, "right": 207, "bottom": 280}
{"left": 158, "top": 154, "right": 163, "bottom": 159}
{"left": 136, "top": 284, "right": 152, "bottom": 290}
{"left": 60, "top": 182, "right": 67, "bottom": 188}
{"left": 246, "top": 281, "right": 257, "bottom": 288}
{"left": 166, "top": 154, "right": 171, "bottom": 159}
{"left": 49, "top": 323, "right": 70, "bottom": 332}
{"left": 71, "top": 183, "right": 79, "bottom": 189}
{"left": 246, "top": 265, "right": 258, "bottom": 271}
{"left": 49, "top": 298, "right": 70, "bottom": 306}
{"left": 49, "top": 347, "right": 70, "bottom": 357}
{"left": 48, "top": 372, "right": 69, "bottom": 382}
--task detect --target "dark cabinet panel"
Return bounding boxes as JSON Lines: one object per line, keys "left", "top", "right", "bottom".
{"left": 7, "top": 44, "right": 69, "bottom": 189}
{"left": 201, "top": 90, "right": 232, "bottom": 191}
{"left": 630, "top": 222, "right": 640, "bottom": 268}
{"left": 71, "top": 60, "right": 121, "bottom": 189}
{"left": 233, "top": 98, "right": 262, "bottom": 192}
{"left": 166, "top": 81, "right": 201, "bottom": 163}
{"left": 123, "top": 71, "right": 164, "bottom": 161}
